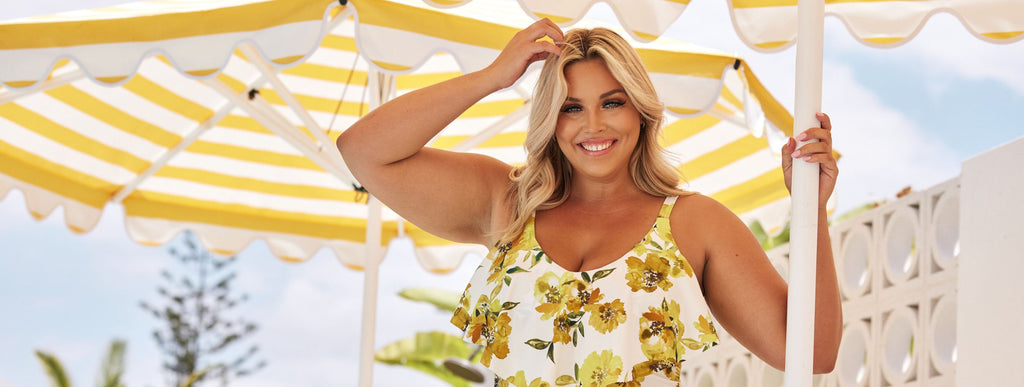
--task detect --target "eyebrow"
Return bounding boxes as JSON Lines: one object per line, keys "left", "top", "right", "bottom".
{"left": 564, "top": 89, "right": 627, "bottom": 102}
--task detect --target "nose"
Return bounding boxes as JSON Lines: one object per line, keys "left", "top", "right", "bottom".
{"left": 581, "top": 109, "right": 604, "bottom": 133}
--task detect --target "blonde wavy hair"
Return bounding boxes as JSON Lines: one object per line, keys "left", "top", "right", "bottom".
{"left": 498, "top": 27, "right": 691, "bottom": 246}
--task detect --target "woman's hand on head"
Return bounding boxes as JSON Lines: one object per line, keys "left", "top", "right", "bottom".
{"left": 781, "top": 112, "right": 838, "bottom": 207}
{"left": 484, "top": 18, "right": 564, "bottom": 90}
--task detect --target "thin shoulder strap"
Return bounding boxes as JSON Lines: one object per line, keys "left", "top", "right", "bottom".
{"left": 657, "top": 196, "right": 678, "bottom": 219}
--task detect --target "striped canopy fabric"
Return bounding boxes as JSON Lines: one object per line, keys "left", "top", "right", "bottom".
{"left": 440, "top": 0, "right": 1024, "bottom": 49}
{"left": 0, "top": 0, "right": 796, "bottom": 272}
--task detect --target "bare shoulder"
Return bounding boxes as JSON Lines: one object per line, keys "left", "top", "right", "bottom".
{"left": 668, "top": 193, "right": 749, "bottom": 284}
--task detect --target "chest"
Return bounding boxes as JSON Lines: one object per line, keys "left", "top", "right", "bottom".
{"left": 534, "top": 204, "right": 660, "bottom": 272}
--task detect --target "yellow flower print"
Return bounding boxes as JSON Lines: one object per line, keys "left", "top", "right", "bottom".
{"left": 638, "top": 301, "right": 681, "bottom": 362}
{"left": 666, "top": 252, "right": 695, "bottom": 278}
{"left": 625, "top": 254, "right": 673, "bottom": 293}
{"left": 565, "top": 279, "right": 604, "bottom": 313}
{"left": 630, "top": 360, "right": 679, "bottom": 383}
{"left": 551, "top": 310, "right": 573, "bottom": 345}
{"left": 584, "top": 299, "right": 627, "bottom": 334}
{"left": 472, "top": 312, "right": 512, "bottom": 367}
{"left": 534, "top": 271, "right": 574, "bottom": 319}
{"left": 486, "top": 255, "right": 508, "bottom": 284}
{"left": 496, "top": 370, "right": 551, "bottom": 387}
{"left": 579, "top": 350, "right": 624, "bottom": 387}
{"left": 695, "top": 315, "right": 719, "bottom": 345}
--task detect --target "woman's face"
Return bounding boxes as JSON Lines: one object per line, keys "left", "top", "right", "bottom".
{"left": 554, "top": 58, "right": 642, "bottom": 183}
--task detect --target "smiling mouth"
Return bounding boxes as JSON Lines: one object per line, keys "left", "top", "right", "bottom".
{"left": 580, "top": 140, "right": 615, "bottom": 152}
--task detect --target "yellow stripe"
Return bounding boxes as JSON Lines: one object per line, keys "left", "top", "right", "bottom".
{"left": 122, "top": 190, "right": 456, "bottom": 246}
{"left": 430, "top": 0, "right": 465, "bottom": 5}
{"left": 356, "top": 0, "right": 515, "bottom": 50}
{"left": 216, "top": 72, "right": 249, "bottom": 94}
{"left": 983, "top": 31, "right": 1024, "bottom": 40}
{"left": 0, "top": 139, "right": 114, "bottom": 208}
{"left": 260, "top": 88, "right": 370, "bottom": 115}
{"left": 678, "top": 135, "right": 767, "bottom": 180}
{"left": 709, "top": 167, "right": 788, "bottom": 215}
{"left": 638, "top": 49, "right": 736, "bottom": 79}
{"left": 271, "top": 55, "right": 305, "bottom": 65}
{"left": 121, "top": 75, "right": 213, "bottom": 122}
{"left": 531, "top": 13, "right": 573, "bottom": 24}
{"left": 742, "top": 65, "right": 793, "bottom": 136}
{"left": 0, "top": 103, "right": 149, "bottom": 173}
{"left": 659, "top": 115, "right": 722, "bottom": 147}
{"left": 186, "top": 140, "right": 321, "bottom": 170}
{"left": 217, "top": 115, "right": 274, "bottom": 134}
{"left": 371, "top": 61, "right": 413, "bottom": 72}
{"left": 153, "top": 165, "right": 362, "bottom": 202}
{"left": 632, "top": 31, "right": 661, "bottom": 41}
{"left": 0, "top": 0, "right": 336, "bottom": 49}
{"left": 45, "top": 86, "right": 182, "bottom": 148}
{"left": 431, "top": 132, "right": 527, "bottom": 150}
{"left": 754, "top": 41, "right": 790, "bottom": 50}
{"left": 864, "top": 37, "right": 904, "bottom": 45}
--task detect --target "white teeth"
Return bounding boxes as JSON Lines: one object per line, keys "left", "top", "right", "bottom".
{"left": 582, "top": 142, "right": 612, "bottom": 152}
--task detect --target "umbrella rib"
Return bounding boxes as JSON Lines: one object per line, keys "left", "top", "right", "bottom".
{"left": 0, "top": 69, "right": 85, "bottom": 105}
{"left": 202, "top": 77, "right": 357, "bottom": 185}
{"left": 238, "top": 44, "right": 339, "bottom": 155}
{"left": 111, "top": 102, "right": 235, "bottom": 203}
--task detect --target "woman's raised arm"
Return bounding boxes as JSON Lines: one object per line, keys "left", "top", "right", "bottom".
{"left": 336, "top": 19, "right": 563, "bottom": 245}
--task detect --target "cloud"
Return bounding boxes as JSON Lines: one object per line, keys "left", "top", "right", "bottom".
{"left": 822, "top": 62, "right": 960, "bottom": 211}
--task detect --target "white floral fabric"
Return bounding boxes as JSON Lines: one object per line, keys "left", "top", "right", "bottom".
{"left": 451, "top": 196, "right": 719, "bottom": 386}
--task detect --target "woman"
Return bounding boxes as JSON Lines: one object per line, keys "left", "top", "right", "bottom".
{"left": 338, "top": 19, "right": 841, "bottom": 386}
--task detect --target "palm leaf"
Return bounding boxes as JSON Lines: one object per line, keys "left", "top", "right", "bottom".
{"left": 34, "top": 350, "right": 72, "bottom": 387}
{"left": 375, "top": 331, "right": 477, "bottom": 386}
{"left": 97, "top": 339, "right": 127, "bottom": 387}
{"left": 397, "top": 288, "right": 462, "bottom": 313}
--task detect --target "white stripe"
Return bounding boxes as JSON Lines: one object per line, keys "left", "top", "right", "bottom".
{"left": 687, "top": 148, "right": 778, "bottom": 194}
{"left": 199, "top": 127, "right": 305, "bottom": 156}
{"left": 137, "top": 176, "right": 369, "bottom": 218}
{"left": 74, "top": 79, "right": 199, "bottom": 135}
{"left": 16, "top": 93, "right": 168, "bottom": 159}
{"left": 167, "top": 151, "right": 349, "bottom": 190}
{"left": 663, "top": 121, "right": 748, "bottom": 164}
{"left": 0, "top": 115, "right": 136, "bottom": 184}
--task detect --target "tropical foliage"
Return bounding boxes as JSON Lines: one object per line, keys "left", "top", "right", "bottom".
{"left": 34, "top": 339, "right": 126, "bottom": 387}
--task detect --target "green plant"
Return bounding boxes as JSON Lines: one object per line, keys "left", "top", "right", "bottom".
{"left": 34, "top": 339, "right": 127, "bottom": 387}
{"left": 140, "top": 232, "right": 265, "bottom": 387}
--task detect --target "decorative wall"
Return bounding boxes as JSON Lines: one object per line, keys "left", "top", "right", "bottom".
{"left": 680, "top": 178, "right": 961, "bottom": 387}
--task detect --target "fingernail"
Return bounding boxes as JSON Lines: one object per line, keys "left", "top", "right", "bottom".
{"left": 797, "top": 133, "right": 807, "bottom": 141}
{"left": 791, "top": 150, "right": 801, "bottom": 158}
{"left": 803, "top": 156, "right": 812, "bottom": 162}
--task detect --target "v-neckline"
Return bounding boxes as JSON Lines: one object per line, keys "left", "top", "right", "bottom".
{"left": 528, "top": 196, "right": 670, "bottom": 273}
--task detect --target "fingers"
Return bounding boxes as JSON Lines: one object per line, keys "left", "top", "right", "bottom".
{"left": 519, "top": 18, "right": 564, "bottom": 49}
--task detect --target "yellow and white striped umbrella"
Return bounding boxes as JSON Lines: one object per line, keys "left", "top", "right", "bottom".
{"left": 445, "top": 0, "right": 1024, "bottom": 48}
{"left": 0, "top": 0, "right": 796, "bottom": 273}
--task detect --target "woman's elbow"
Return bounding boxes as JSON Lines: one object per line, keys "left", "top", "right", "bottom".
{"left": 765, "top": 351, "right": 838, "bottom": 374}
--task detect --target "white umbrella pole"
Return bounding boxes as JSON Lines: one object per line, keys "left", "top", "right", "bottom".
{"left": 784, "top": 1, "right": 824, "bottom": 387}
{"left": 358, "top": 196, "right": 383, "bottom": 387}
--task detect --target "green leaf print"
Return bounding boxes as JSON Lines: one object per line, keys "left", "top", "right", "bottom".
{"left": 555, "top": 374, "right": 576, "bottom": 386}
{"left": 578, "top": 321, "right": 585, "bottom": 337}
{"left": 506, "top": 266, "right": 528, "bottom": 274}
{"left": 572, "top": 330, "right": 578, "bottom": 346}
{"left": 503, "top": 276, "right": 511, "bottom": 286}
{"left": 547, "top": 344, "right": 555, "bottom": 362}
{"left": 501, "top": 301, "right": 520, "bottom": 311}
{"left": 592, "top": 268, "right": 615, "bottom": 282}
{"left": 574, "top": 363, "right": 580, "bottom": 380}
{"left": 581, "top": 271, "right": 592, "bottom": 283}
{"left": 525, "top": 339, "right": 551, "bottom": 350}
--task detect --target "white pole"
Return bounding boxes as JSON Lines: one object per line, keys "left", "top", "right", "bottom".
{"left": 784, "top": 1, "right": 824, "bottom": 387}
{"left": 358, "top": 196, "right": 383, "bottom": 387}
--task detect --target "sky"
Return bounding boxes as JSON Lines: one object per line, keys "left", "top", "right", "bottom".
{"left": 1, "top": 1, "right": 1023, "bottom": 387}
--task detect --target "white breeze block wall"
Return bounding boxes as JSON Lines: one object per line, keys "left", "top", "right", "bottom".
{"left": 679, "top": 177, "right": 962, "bottom": 387}
{"left": 957, "top": 136, "right": 1024, "bottom": 386}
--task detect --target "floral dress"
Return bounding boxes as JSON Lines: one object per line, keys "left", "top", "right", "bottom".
{"left": 451, "top": 196, "right": 719, "bottom": 386}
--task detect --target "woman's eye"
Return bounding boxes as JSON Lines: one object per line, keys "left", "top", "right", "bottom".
{"left": 561, "top": 105, "right": 582, "bottom": 113}
{"left": 603, "top": 100, "right": 625, "bottom": 109}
